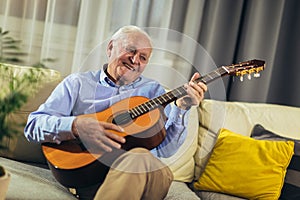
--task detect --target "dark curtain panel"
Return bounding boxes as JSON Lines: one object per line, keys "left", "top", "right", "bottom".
{"left": 196, "top": 0, "right": 300, "bottom": 107}
{"left": 196, "top": 0, "right": 245, "bottom": 101}
{"left": 266, "top": 0, "right": 300, "bottom": 107}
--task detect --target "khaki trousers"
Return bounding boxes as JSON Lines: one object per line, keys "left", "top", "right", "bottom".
{"left": 76, "top": 148, "right": 173, "bottom": 200}
{"left": 94, "top": 147, "right": 173, "bottom": 200}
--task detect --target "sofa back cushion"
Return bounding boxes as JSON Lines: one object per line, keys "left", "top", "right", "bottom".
{"left": 195, "top": 99, "right": 300, "bottom": 179}
{"left": 0, "top": 63, "right": 61, "bottom": 164}
{"left": 251, "top": 124, "right": 300, "bottom": 200}
{"left": 194, "top": 128, "right": 294, "bottom": 199}
{"left": 160, "top": 105, "right": 199, "bottom": 182}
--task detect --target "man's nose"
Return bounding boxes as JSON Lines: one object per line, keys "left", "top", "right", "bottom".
{"left": 130, "top": 53, "right": 140, "bottom": 65}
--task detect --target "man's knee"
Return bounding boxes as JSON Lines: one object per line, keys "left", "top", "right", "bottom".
{"left": 111, "top": 147, "right": 171, "bottom": 175}
{"left": 129, "top": 147, "right": 150, "bottom": 154}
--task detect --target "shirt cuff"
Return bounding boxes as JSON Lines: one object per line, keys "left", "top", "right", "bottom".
{"left": 168, "top": 105, "right": 190, "bottom": 126}
{"left": 52, "top": 116, "right": 77, "bottom": 144}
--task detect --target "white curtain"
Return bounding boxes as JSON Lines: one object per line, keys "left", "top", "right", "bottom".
{"left": 3, "top": 0, "right": 297, "bottom": 106}
{"left": 0, "top": 0, "right": 209, "bottom": 91}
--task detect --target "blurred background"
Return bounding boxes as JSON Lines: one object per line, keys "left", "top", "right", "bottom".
{"left": 0, "top": 0, "right": 299, "bottom": 107}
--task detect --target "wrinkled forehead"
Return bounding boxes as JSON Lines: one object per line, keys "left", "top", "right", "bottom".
{"left": 116, "top": 32, "right": 152, "bottom": 51}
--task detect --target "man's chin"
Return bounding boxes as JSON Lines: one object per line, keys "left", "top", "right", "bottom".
{"left": 115, "top": 75, "right": 128, "bottom": 86}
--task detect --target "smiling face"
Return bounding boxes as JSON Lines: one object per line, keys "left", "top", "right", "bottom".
{"left": 106, "top": 30, "right": 152, "bottom": 85}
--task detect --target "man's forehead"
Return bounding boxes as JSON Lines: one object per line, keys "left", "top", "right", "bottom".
{"left": 122, "top": 33, "right": 152, "bottom": 49}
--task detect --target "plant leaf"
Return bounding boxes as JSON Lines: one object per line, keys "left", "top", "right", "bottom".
{"left": 1, "top": 30, "right": 9, "bottom": 35}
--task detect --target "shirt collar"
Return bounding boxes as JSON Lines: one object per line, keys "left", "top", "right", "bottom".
{"left": 99, "top": 64, "right": 116, "bottom": 87}
{"left": 99, "top": 64, "right": 142, "bottom": 88}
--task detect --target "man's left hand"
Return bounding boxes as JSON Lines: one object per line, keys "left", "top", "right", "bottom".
{"left": 175, "top": 72, "right": 207, "bottom": 110}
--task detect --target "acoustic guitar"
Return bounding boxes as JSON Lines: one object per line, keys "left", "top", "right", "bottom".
{"left": 42, "top": 59, "right": 266, "bottom": 188}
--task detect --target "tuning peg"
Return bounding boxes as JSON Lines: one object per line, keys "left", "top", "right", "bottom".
{"left": 253, "top": 73, "right": 260, "bottom": 78}
{"left": 248, "top": 74, "right": 251, "bottom": 80}
{"left": 240, "top": 76, "right": 244, "bottom": 81}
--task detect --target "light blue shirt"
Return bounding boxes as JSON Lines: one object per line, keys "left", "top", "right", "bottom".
{"left": 24, "top": 65, "right": 190, "bottom": 158}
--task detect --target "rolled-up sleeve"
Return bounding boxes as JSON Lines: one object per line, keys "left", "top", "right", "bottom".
{"left": 24, "top": 75, "right": 78, "bottom": 144}
{"left": 151, "top": 105, "right": 190, "bottom": 158}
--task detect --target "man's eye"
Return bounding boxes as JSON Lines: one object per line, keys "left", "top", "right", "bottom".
{"left": 140, "top": 56, "right": 147, "bottom": 62}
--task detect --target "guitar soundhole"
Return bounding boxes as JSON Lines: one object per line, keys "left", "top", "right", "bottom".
{"left": 112, "top": 111, "right": 133, "bottom": 126}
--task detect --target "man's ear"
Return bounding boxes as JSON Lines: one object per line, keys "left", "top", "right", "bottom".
{"left": 107, "top": 40, "right": 113, "bottom": 57}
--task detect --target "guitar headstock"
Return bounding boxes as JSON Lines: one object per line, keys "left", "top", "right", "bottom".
{"left": 224, "top": 59, "right": 266, "bottom": 81}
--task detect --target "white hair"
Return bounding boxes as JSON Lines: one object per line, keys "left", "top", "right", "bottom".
{"left": 111, "top": 25, "right": 153, "bottom": 47}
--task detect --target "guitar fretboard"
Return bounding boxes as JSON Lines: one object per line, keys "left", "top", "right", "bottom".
{"left": 129, "top": 66, "right": 229, "bottom": 119}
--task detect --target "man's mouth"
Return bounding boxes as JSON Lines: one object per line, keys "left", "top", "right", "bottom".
{"left": 123, "top": 63, "right": 136, "bottom": 71}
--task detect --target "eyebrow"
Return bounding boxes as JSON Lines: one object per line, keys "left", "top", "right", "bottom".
{"left": 127, "top": 45, "right": 150, "bottom": 57}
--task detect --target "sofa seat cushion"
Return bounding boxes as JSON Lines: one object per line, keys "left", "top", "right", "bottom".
{"left": 0, "top": 156, "right": 76, "bottom": 200}
{"left": 165, "top": 181, "right": 200, "bottom": 200}
{"left": 196, "top": 191, "right": 247, "bottom": 200}
{"left": 1, "top": 156, "right": 199, "bottom": 200}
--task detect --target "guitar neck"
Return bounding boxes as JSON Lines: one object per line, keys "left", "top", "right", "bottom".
{"left": 129, "top": 67, "right": 229, "bottom": 119}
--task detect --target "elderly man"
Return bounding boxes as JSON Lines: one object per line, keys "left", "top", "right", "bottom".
{"left": 25, "top": 25, "right": 207, "bottom": 200}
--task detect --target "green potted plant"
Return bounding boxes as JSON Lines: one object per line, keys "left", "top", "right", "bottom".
{"left": 0, "top": 28, "right": 55, "bottom": 198}
{"left": 0, "top": 62, "right": 50, "bottom": 199}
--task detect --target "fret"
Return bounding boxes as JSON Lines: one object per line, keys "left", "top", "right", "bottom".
{"left": 165, "top": 92, "right": 174, "bottom": 100}
{"left": 205, "top": 73, "right": 214, "bottom": 80}
{"left": 156, "top": 97, "right": 163, "bottom": 104}
{"left": 173, "top": 87, "right": 187, "bottom": 98}
{"left": 172, "top": 89, "right": 179, "bottom": 97}
{"left": 137, "top": 105, "right": 145, "bottom": 113}
{"left": 161, "top": 94, "right": 168, "bottom": 102}
{"left": 214, "top": 70, "right": 221, "bottom": 76}
{"left": 134, "top": 107, "right": 141, "bottom": 116}
{"left": 135, "top": 108, "right": 141, "bottom": 116}
{"left": 206, "top": 71, "right": 219, "bottom": 80}
{"left": 131, "top": 108, "right": 139, "bottom": 117}
{"left": 212, "top": 69, "right": 222, "bottom": 77}
{"left": 218, "top": 67, "right": 228, "bottom": 75}
{"left": 149, "top": 100, "right": 157, "bottom": 108}
{"left": 198, "top": 68, "right": 228, "bottom": 84}
{"left": 129, "top": 110, "right": 135, "bottom": 118}
{"left": 135, "top": 107, "right": 142, "bottom": 115}
{"left": 148, "top": 101, "right": 155, "bottom": 109}
{"left": 153, "top": 97, "right": 162, "bottom": 105}
{"left": 144, "top": 102, "right": 151, "bottom": 110}
{"left": 140, "top": 104, "right": 148, "bottom": 112}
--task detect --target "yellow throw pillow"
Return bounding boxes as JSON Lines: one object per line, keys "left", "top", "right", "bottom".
{"left": 194, "top": 128, "right": 294, "bottom": 200}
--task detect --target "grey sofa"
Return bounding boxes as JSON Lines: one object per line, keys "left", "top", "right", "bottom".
{"left": 1, "top": 64, "right": 299, "bottom": 199}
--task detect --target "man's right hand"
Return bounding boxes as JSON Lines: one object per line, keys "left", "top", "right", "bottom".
{"left": 72, "top": 117, "right": 126, "bottom": 153}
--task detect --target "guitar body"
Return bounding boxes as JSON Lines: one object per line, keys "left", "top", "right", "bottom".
{"left": 42, "top": 96, "right": 167, "bottom": 188}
